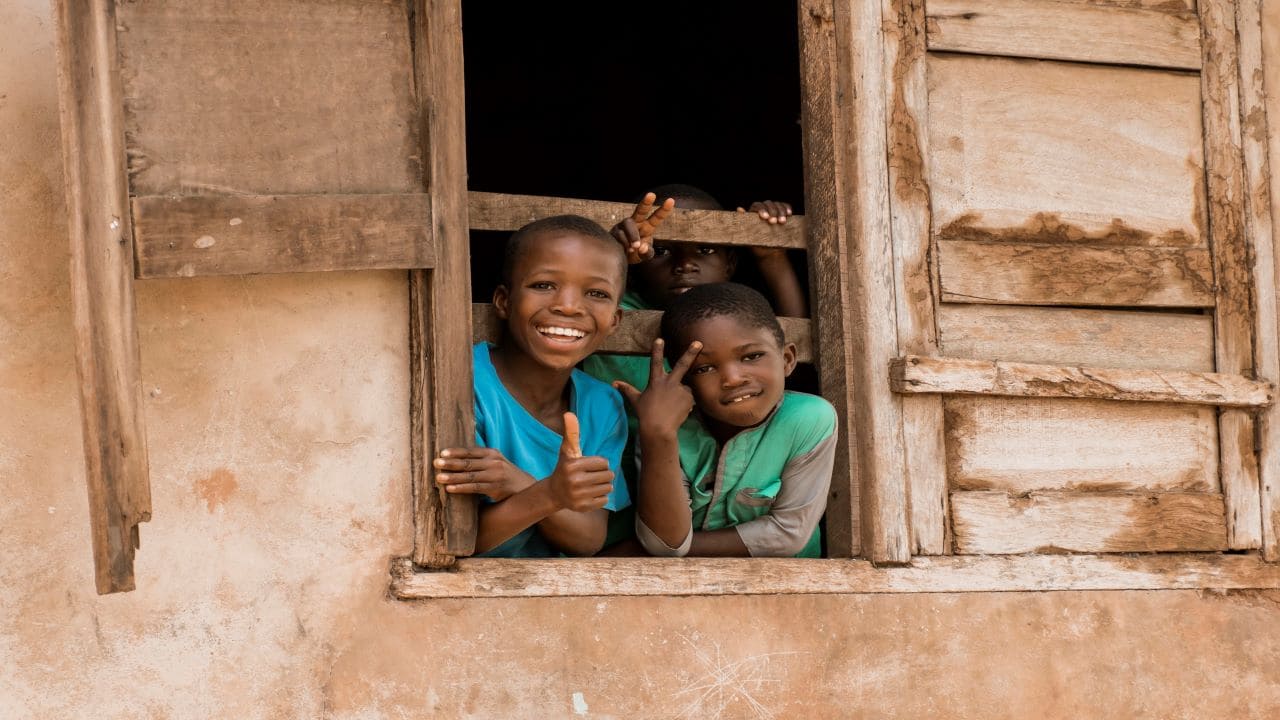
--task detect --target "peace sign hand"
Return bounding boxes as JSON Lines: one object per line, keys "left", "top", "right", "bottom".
{"left": 613, "top": 338, "right": 702, "bottom": 438}
{"left": 611, "top": 192, "right": 676, "bottom": 264}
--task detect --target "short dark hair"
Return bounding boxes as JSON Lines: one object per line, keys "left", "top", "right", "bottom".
{"left": 641, "top": 183, "right": 723, "bottom": 210}
{"left": 502, "top": 214, "right": 624, "bottom": 285}
{"left": 660, "top": 282, "right": 785, "bottom": 362}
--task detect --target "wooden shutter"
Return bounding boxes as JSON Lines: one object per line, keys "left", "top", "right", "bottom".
{"left": 53, "top": 0, "right": 476, "bottom": 593}
{"left": 852, "top": 0, "right": 1280, "bottom": 558}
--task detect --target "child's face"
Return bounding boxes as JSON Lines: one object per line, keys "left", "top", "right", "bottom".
{"left": 679, "top": 314, "right": 797, "bottom": 430}
{"left": 494, "top": 231, "right": 624, "bottom": 372}
{"left": 633, "top": 243, "right": 737, "bottom": 309}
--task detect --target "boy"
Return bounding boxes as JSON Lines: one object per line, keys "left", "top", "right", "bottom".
{"left": 614, "top": 283, "right": 835, "bottom": 557}
{"left": 586, "top": 184, "right": 803, "bottom": 549}
{"left": 433, "top": 215, "right": 630, "bottom": 556}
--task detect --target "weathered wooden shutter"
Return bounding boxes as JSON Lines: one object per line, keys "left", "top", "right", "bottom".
{"left": 53, "top": 0, "right": 476, "bottom": 593}
{"left": 854, "top": 0, "right": 1279, "bottom": 559}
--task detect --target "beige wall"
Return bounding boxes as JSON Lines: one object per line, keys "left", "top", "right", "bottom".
{"left": 4, "top": 2, "right": 1280, "bottom": 717}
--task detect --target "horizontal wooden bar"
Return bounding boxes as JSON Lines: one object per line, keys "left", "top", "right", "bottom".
{"left": 951, "top": 490, "right": 1228, "bottom": 554}
{"left": 891, "top": 355, "right": 1273, "bottom": 407}
{"left": 467, "top": 191, "right": 807, "bottom": 249}
{"left": 937, "top": 240, "right": 1215, "bottom": 307}
{"left": 388, "top": 551, "right": 1280, "bottom": 598}
{"left": 132, "top": 193, "right": 434, "bottom": 278}
{"left": 926, "top": 0, "right": 1202, "bottom": 70}
{"left": 472, "top": 303, "right": 814, "bottom": 363}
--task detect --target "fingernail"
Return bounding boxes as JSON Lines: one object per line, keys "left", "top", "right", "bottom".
{"left": 441, "top": 450, "right": 451, "bottom": 457}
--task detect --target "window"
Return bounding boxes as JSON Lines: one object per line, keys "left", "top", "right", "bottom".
{"left": 55, "top": 0, "right": 1280, "bottom": 597}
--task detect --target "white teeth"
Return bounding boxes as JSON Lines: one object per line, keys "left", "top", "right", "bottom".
{"left": 537, "top": 326, "right": 586, "bottom": 338}
{"left": 728, "top": 393, "right": 758, "bottom": 404}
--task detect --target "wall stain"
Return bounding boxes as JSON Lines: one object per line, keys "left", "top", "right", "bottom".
{"left": 195, "top": 467, "right": 238, "bottom": 512}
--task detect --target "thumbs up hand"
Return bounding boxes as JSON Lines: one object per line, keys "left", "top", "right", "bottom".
{"left": 545, "top": 412, "right": 615, "bottom": 513}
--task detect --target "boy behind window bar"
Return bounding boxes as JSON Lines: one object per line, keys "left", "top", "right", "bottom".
{"left": 432, "top": 215, "right": 631, "bottom": 557}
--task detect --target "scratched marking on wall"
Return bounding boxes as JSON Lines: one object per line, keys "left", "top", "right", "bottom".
{"left": 671, "top": 633, "right": 805, "bottom": 720}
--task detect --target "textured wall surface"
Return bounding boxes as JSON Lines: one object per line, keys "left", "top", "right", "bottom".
{"left": 4, "top": 1, "right": 1280, "bottom": 718}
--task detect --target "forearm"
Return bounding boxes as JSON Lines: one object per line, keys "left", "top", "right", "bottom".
{"left": 756, "top": 253, "right": 808, "bottom": 318}
{"left": 688, "top": 528, "right": 751, "bottom": 556}
{"left": 635, "top": 429, "right": 693, "bottom": 548}
{"left": 474, "top": 481, "right": 558, "bottom": 553}
{"left": 537, "top": 508, "right": 608, "bottom": 556}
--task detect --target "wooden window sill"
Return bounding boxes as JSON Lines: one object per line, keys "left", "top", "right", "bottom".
{"left": 389, "top": 553, "right": 1280, "bottom": 600}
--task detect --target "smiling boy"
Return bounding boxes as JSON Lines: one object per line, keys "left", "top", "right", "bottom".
{"left": 433, "top": 215, "right": 630, "bottom": 557}
{"left": 614, "top": 282, "right": 836, "bottom": 557}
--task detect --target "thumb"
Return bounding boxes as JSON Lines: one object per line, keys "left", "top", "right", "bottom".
{"left": 561, "top": 412, "right": 582, "bottom": 459}
{"left": 612, "top": 381, "right": 642, "bottom": 406}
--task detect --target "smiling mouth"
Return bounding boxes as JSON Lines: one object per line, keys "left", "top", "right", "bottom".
{"left": 723, "top": 391, "right": 761, "bottom": 405}
{"left": 536, "top": 325, "right": 588, "bottom": 342}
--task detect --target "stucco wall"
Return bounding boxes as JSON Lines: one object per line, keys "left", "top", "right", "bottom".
{"left": 3, "top": 2, "right": 1280, "bottom": 717}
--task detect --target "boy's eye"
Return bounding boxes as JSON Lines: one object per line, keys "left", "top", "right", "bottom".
{"left": 652, "top": 245, "right": 671, "bottom": 258}
{"left": 743, "top": 351, "right": 765, "bottom": 362}
{"left": 587, "top": 289, "right": 612, "bottom": 300}
{"left": 697, "top": 246, "right": 718, "bottom": 255}
{"left": 528, "top": 281, "right": 554, "bottom": 290}
{"left": 690, "top": 364, "right": 713, "bottom": 375}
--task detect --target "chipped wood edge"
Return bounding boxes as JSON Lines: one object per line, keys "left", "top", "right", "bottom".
{"left": 389, "top": 553, "right": 1280, "bottom": 598}
{"left": 468, "top": 191, "right": 807, "bottom": 249}
{"left": 882, "top": 0, "right": 949, "bottom": 556}
{"left": 799, "top": 0, "right": 860, "bottom": 557}
{"left": 1200, "top": 0, "right": 1264, "bottom": 549}
{"left": 53, "top": 0, "right": 151, "bottom": 595}
{"left": 1233, "top": 0, "right": 1280, "bottom": 560}
{"left": 890, "top": 355, "right": 1274, "bottom": 407}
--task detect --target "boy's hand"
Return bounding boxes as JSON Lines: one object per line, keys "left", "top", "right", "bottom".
{"left": 611, "top": 193, "right": 676, "bottom": 264}
{"left": 434, "top": 447, "right": 536, "bottom": 501}
{"left": 545, "top": 412, "right": 616, "bottom": 512}
{"left": 737, "top": 200, "right": 792, "bottom": 225}
{"left": 613, "top": 339, "right": 702, "bottom": 438}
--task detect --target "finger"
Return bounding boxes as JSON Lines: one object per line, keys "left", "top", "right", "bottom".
{"left": 644, "top": 197, "right": 675, "bottom": 233}
{"left": 630, "top": 192, "right": 657, "bottom": 224}
{"left": 648, "top": 338, "right": 666, "bottom": 383}
{"left": 442, "top": 482, "right": 500, "bottom": 495}
{"left": 667, "top": 340, "right": 703, "bottom": 382}
{"left": 562, "top": 412, "right": 582, "bottom": 459}
{"left": 613, "top": 381, "right": 642, "bottom": 406}
{"left": 736, "top": 206, "right": 746, "bottom": 213}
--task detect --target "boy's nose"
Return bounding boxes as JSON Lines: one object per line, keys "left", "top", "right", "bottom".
{"left": 672, "top": 251, "right": 699, "bottom": 274}
{"left": 721, "top": 365, "right": 748, "bottom": 387}
{"left": 550, "top": 290, "right": 584, "bottom": 314}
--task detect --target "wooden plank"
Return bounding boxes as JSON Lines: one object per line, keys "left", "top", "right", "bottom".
{"left": 1201, "top": 0, "right": 1264, "bottom": 549}
{"left": 893, "top": 355, "right": 1273, "bottom": 407}
{"left": 838, "top": 0, "right": 912, "bottom": 564}
{"left": 798, "top": 0, "right": 860, "bottom": 557}
{"left": 1235, "top": 0, "right": 1280, "bottom": 560}
{"left": 881, "top": 0, "right": 949, "bottom": 555}
{"left": 938, "top": 304, "right": 1215, "bottom": 372}
{"left": 928, "top": 55, "right": 1207, "bottom": 246}
{"left": 412, "top": 0, "right": 475, "bottom": 564}
{"left": 925, "top": 0, "right": 1202, "bottom": 70}
{"left": 53, "top": 0, "right": 151, "bottom": 595}
{"left": 951, "top": 490, "right": 1228, "bottom": 554}
{"left": 467, "top": 191, "right": 807, "bottom": 249}
{"left": 937, "top": 240, "right": 1215, "bottom": 307}
{"left": 944, "top": 396, "right": 1219, "bottom": 494}
{"left": 472, "top": 304, "right": 814, "bottom": 364}
{"left": 389, "top": 552, "right": 1280, "bottom": 599}
{"left": 132, "top": 194, "right": 435, "bottom": 278}
{"left": 116, "top": 0, "right": 420, "bottom": 195}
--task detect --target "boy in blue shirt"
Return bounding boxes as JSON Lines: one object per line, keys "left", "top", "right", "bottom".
{"left": 615, "top": 283, "right": 836, "bottom": 557}
{"left": 433, "top": 215, "right": 631, "bottom": 556}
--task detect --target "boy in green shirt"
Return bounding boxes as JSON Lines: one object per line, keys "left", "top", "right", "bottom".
{"left": 614, "top": 283, "right": 836, "bottom": 557}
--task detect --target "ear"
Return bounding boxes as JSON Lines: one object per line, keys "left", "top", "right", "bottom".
{"left": 492, "top": 285, "right": 511, "bottom": 320}
{"left": 602, "top": 305, "right": 623, "bottom": 338}
{"left": 725, "top": 248, "right": 739, "bottom": 277}
{"left": 781, "top": 341, "right": 798, "bottom": 377}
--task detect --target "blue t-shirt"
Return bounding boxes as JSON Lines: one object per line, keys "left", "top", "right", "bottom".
{"left": 473, "top": 342, "right": 631, "bottom": 557}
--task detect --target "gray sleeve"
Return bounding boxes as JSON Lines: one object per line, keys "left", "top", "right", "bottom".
{"left": 632, "top": 443, "right": 694, "bottom": 557}
{"left": 733, "top": 430, "right": 837, "bottom": 557}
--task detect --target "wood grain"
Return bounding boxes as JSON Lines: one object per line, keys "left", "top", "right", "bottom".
{"left": 411, "top": 0, "right": 476, "bottom": 564}
{"left": 116, "top": 0, "right": 420, "bottom": 196}
{"left": 925, "top": 0, "right": 1202, "bottom": 69}
{"left": 471, "top": 304, "right": 814, "bottom": 364}
{"left": 944, "top": 396, "right": 1219, "bottom": 494}
{"left": 893, "top": 355, "right": 1273, "bottom": 407}
{"left": 937, "top": 240, "right": 1215, "bottom": 308}
{"left": 467, "top": 191, "right": 807, "bottom": 249}
{"left": 390, "top": 552, "right": 1280, "bottom": 599}
{"left": 937, "top": 304, "right": 1215, "bottom": 372}
{"left": 928, "top": 55, "right": 1206, "bottom": 247}
{"left": 53, "top": 0, "right": 151, "bottom": 594}
{"left": 132, "top": 193, "right": 434, "bottom": 278}
{"left": 882, "top": 0, "right": 950, "bottom": 556}
{"left": 951, "top": 490, "right": 1229, "bottom": 554}
{"left": 1201, "top": 0, "right": 1264, "bottom": 550}
{"left": 798, "top": 0, "right": 860, "bottom": 557}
